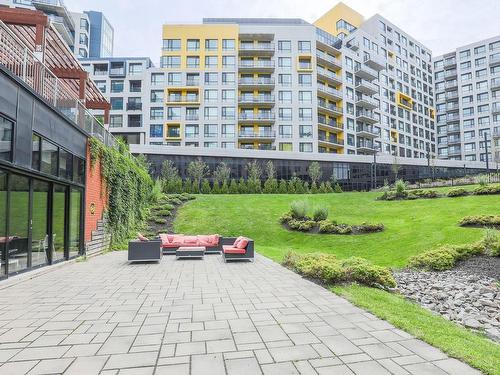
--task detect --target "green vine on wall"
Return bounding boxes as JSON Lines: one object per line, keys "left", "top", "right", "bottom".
{"left": 89, "top": 137, "right": 153, "bottom": 246}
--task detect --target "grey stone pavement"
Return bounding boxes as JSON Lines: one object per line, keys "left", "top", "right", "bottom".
{"left": 0, "top": 252, "right": 482, "bottom": 375}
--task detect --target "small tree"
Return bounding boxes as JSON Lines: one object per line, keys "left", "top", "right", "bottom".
{"left": 263, "top": 161, "right": 278, "bottom": 193}
{"left": 161, "top": 160, "right": 181, "bottom": 193}
{"left": 391, "top": 155, "right": 402, "bottom": 181}
{"left": 310, "top": 182, "right": 319, "bottom": 194}
{"left": 319, "top": 182, "right": 328, "bottom": 193}
{"left": 213, "top": 162, "right": 231, "bottom": 186}
{"left": 324, "top": 181, "right": 334, "bottom": 193}
{"left": 308, "top": 162, "right": 322, "bottom": 186}
{"left": 220, "top": 180, "right": 229, "bottom": 194}
{"left": 334, "top": 183, "right": 343, "bottom": 193}
{"left": 246, "top": 160, "right": 262, "bottom": 193}
{"left": 212, "top": 180, "right": 221, "bottom": 194}
{"left": 229, "top": 179, "right": 239, "bottom": 194}
{"left": 183, "top": 178, "right": 193, "bottom": 194}
{"left": 238, "top": 177, "right": 248, "bottom": 194}
{"left": 200, "top": 179, "right": 211, "bottom": 194}
{"left": 278, "top": 179, "right": 288, "bottom": 194}
{"left": 187, "top": 158, "right": 209, "bottom": 192}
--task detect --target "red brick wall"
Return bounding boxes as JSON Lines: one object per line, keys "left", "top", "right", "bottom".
{"left": 84, "top": 142, "right": 108, "bottom": 242}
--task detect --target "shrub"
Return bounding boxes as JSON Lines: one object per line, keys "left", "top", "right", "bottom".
{"left": 313, "top": 207, "right": 329, "bottom": 221}
{"left": 472, "top": 185, "right": 500, "bottom": 195}
{"left": 478, "top": 175, "right": 488, "bottom": 186}
{"left": 282, "top": 252, "right": 395, "bottom": 288}
{"left": 150, "top": 217, "right": 167, "bottom": 225}
{"left": 483, "top": 229, "right": 500, "bottom": 256}
{"left": 324, "top": 181, "right": 334, "bottom": 193}
{"left": 355, "top": 223, "right": 384, "bottom": 233}
{"left": 178, "top": 193, "right": 195, "bottom": 201}
{"left": 290, "top": 201, "right": 309, "bottom": 219}
{"left": 318, "top": 221, "right": 352, "bottom": 234}
{"left": 298, "top": 220, "right": 316, "bottom": 232}
{"left": 459, "top": 215, "right": 500, "bottom": 227}
{"left": 447, "top": 188, "right": 468, "bottom": 197}
{"left": 411, "top": 189, "right": 439, "bottom": 199}
{"left": 334, "top": 183, "right": 343, "bottom": 193}
{"left": 395, "top": 179, "right": 407, "bottom": 196}
{"left": 279, "top": 212, "right": 294, "bottom": 224}
{"left": 229, "top": 179, "right": 239, "bottom": 194}
{"left": 278, "top": 179, "right": 288, "bottom": 194}
{"left": 154, "top": 203, "right": 174, "bottom": 211}
{"left": 153, "top": 209, "right": 172, "bottom": 217}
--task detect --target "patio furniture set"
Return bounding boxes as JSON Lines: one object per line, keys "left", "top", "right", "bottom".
{"left": 128, "top": 234, "right": 254, "bottom": 263}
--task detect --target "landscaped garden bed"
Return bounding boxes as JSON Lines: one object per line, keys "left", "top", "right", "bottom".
{"left": 143, "top": 193, "right": 194, "bottom": 238}
{"left": 279, "top": 201, "right": 384, "bottom": 234}
{"left": 459, "top": 215, "right": 500, "bottom": 229}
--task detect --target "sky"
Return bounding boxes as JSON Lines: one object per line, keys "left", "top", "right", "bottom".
{"left": 65, "top": 0, "right": 500, "bottom": 66}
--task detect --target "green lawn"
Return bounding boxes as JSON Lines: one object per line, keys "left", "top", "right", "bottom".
{"left": 175, "top": 187, "right": 499, "bottom": 268}
{"left": 333, "top": 284, "right": 500, "bottom": 375}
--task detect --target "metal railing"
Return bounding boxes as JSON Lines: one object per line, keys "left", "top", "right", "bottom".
{"left": 0, "top": 20, "right": 115, "bottom": 146}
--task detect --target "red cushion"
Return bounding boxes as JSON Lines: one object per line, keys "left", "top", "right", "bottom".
{"left": 223, "top": 246, "right": 246, "bottom": 254}
{"left": 183, "top": 236, "right": 198, "bottom": 245}
{"left": 137, "top": 233, "right": 149, "bottom": 242}
{"left": 236, "top": 238, "right": 248, "bottom": 249}
{"left": 197, "top": 235, "right": 212, "bottom": 246}
{"left": 233, "top": 236, "right": 244, "bottom": 247}
{"left": 167, "top": 234, "right": 174, "bottom": 242}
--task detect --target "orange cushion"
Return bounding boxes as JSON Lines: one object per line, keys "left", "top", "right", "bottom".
{"left": 223, "top": 246, "right": 246, "bottom": 254}
{"left": 236, "top": 237, "right": 248, "bottom": 249}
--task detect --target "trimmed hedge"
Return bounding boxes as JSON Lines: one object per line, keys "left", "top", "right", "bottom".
{"left": 408, "top": 232, "right": 500, "bottom": 271}
{"left": 447, "top": 188, "right": 469, "bottom": 197}
{"left": 280, "top": 214, "right": 384, "bottom": 235}
{"left": 472, "top": 185, "right": 500, "bottom": 195}
{"left": 282, "top": 252, "right": 396, "bottom": 289}
{"left": 459, "top": 215, "right": 500, "bottom": 227}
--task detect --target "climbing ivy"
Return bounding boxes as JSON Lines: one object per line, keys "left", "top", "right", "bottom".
{"left": 89, "top": 137, "right": 153, "bottom": 245}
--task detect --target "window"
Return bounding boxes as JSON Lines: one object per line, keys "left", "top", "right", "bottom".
{"left": 204, "top": 107, "right": 218, "bottom": 120}
{"left": 187, "top": 56, "right": 200, "bottom": 68}
{"left": 278, "top": 57, "right": 291, "bottom": 69}
{"left": 41, "top": 139, "right": 58, "bottom": 176}
{"left": 279, "top": 125, "right": 292, "bottom": 138}
{"left": 95, "top": 80, "right": 106, "bottom": 93}
{"left": 221, "top": 107, "right": 235, "bottom": 120}
{"left": 110, "top": 80, "right": 123, "bottom": 93}
{"left": 167, "top": 73, "right": 182, "bottom": 85}
{"left": 31, "top": 134, "right": 40, "bottom": 169}
{"left": 204, "top": 124, "right": 218, "bottom": 138}
{"left": 222, "top": 72, "right": 235, "bottom": 84}
{"left": 205, "top": 39, "right": 218, "bottom": 51}
{"left": 278, "top": 74, "right": 292, "bottom": 86}
{"left": 204, "top": 89, "right": 218, "bottom": 101}
{"left": 110, "top": 97, "right": 123, "bottom": 110}
{"left": 79, "top": 33, "right": 88, "bottom": 45}
{"left": 150, "top": 124, "right": 163, "bottom": 138}
{"left": 205, "top": 56, "right": 218, "bottom": 68}
{"left": 204, "top": 73, "right": 218, "bottom": 85}
{"left": 187, "top": 39, "right": 200, "bottom": 51}
{"left": 109, "top": 115, "right": 123, "bottom": 128}
{"left": 150, "top": 90, "right": 164, "bottom": 103}
{"left": 163, "top": 39, "right": 181, "bottom": 51}
{"left": 222, "top": 89, "right": 235, "bottom": 101}
{"left": 163, "top": 56, "right": 180, "bottom": 68}
{"left": 150, "top": 108, "right": 164, "bottom": 120}
{"left": 278, "top": 40, "right": 291, "bottom": 52}
{"left": 0, "top": 117, "right": 13, "bottom": 161}
{"left": 475, "top": 57, "right": 486, "bottom": 67}
{"left": 185, "top": 124, "right": 199, "bottom": 138}
{"left": 298, "top": 41, "right": 311, "bottom": 52}
{"left": 459, "top": 50, "right": 470, "bottom": 60}
{"left": 222, "top": 55, "right": 235, "bottom": 68}
{"left": 299, "top": 108, "right": 312, "bottom": 120}
{"left": 59, "top": 149, "right": 73, "bottom": 181}
{"left": 279, "top": 108, "right": 292, "bottom": 120}
{"left": 151, "top": 73, "right": 164, "bottom": 85}
{"left": 279, "top": 143, "right": 293, "bottom": 151}
{"left": 299, "top": 142, "right": 313, "bottom": 152}
{"left": 204, "top": 142, "right": 218, "bottom": 148}
{"left": 279, "top": 91, "right": 292, "bottom": 103}
{"left": 474, "top": 45, "right": 486, "bottom": 54}
{"left": 221, "top": 124, "right": 235, "bottom": 137}
{"left": 299, "top": 91, "right": 312, "bottom": 103}
{"left": 80, "top": 17, "right": 89, "bottom": 31}
{"left": 298, "top": 74, "right": 312, "bottom": 86}
{"left": 222, "top": 39, "right": 235, "bottom": 51}
{"left": 167, "top": 107, "right": 181, "bottom": 120}
{"left": 299, "top": 125, "right": 312, "bottom": 138}
{"left": 128, "top": 63, "right": 142, "bottom": 74}
{"left": 221, "top": 142, "right": 235, "bottom": 149}
{"left": 129, "top": 80, "right": 141, "bottom": 93}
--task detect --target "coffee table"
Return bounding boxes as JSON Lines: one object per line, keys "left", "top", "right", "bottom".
{"left": 176, "top": 246, "right": 206, "bottom": 259}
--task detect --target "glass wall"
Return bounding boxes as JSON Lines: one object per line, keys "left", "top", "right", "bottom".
{"left": 68, "top": 188, "right": 82, "bottom": 258}
{"left": 0, "top": 117, "right": 13, "bottom": 161}
{"left": 0, "top": 170, "right": 6, "bottom": 278}
{"left": 7, "top": 174, "right": 30, "bottom": 274}
{"left": 31, "top": 180, "right": 49, "bottom": 268}
{"left": 52, "top": 184, "right": 67, "bottom": 263}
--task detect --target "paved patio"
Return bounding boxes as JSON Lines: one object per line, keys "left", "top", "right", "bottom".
{"left": 0, "top": 252, "right": 480, "bottom": 375}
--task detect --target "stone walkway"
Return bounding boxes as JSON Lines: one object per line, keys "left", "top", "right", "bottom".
{"left": 0, "top": 252, "right": 481, "bottom": 375}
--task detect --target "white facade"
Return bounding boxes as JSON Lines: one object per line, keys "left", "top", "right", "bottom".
{"left": 71, "top": 12, "right": 90, "bottom": 58}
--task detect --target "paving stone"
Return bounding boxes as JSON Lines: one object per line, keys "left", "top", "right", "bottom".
{"left": 359, "top": 343, "right": 400, "bottom": 359}
{"left": 377, "top": 359, "right": 410, "bottom": 375}
{"left": 289, "top": 332, "right": 321, "bottom": 345}
{"left": 262, "top": 361, "right": 300, "bottom": 375}
{"left": 175, "top": 341, "right": 206, "bottom": 356}
{"left": 254, "top": 348, "right": 274, "bottom": 364}
{"left": 98, "top": 336, "right": 135, "bottom": 355}
{"left": 11, "top": 345, "right": 70, "bottom": 361}
{"left": 226, "top": 357, "right": 263, "bottom": 375}
{"left": 65, "top": 355, "right": 108, "bottom": 375}
{"left": 118, "top": 367, "right": 154, "bottom": 375}
{"left": 0, "top": 360, "right": 38, "bottom": 374}
{"left": 316, "top": 364, "right": 355, "bottom": 375}
{"left": 27, "top": 358, "right": 74, "bottom": 374}
{"left": 63, "top": 344, "right": 102, "bottom": 358}
{"left": 155, "top": 363, "right": 190, "bottom": 375}
{"left": 321, "top": 335, "right": 362, "bottom": 356}
{"left": 433, "top": 358, "right": 482, "bottom": 375}
{"left": 404, "top": 362, "right": 448, "bottom": 375}
{"left": 234, "top": 332, "right": 262, "bottom": 345}
{"left": 191, "top": 353, "right": 225, "bottom": 375}
{"left": 294, "top": 360, "right": 317, "bottom": 375}
{"left": 104, "top": 352, "right": 158, "bottom": 370}
{"left": 269, "top": 345, "right": 319, "bottom": 362}
{"left": 257, "top": 325, "right": 288, "bottom": 342}
{"left": 348, "top": 360, "right": 392, "bottom": 375}
{"left": 206, "top": 338, "right": 236, "bottom": 353}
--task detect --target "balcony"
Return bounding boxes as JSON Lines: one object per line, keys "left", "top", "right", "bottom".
{"left": 318, "top": 102, "right": 342, "bottom": 117}
{"left": 355, "top": 80, "right": 378, "bottom": 95}
{"left": 448, "top": 148, "right": 462, "bottom": 156}
{"left": 356, "top": 125, "right": 378, "bottom": 138}
{"left": 166, "top": 95, "right": 200, "bottom": 105}
{"left": 493, "top": 128, "right": 500, "bottom": 138}
{"left": 238, "top": 112, "right": 275, "bottom": 123}
{"left": 447, "top": 113, "right": 460, "bottom": 122}
{"left": 356, "top": 142, "right": 378, "bottom": 154}
{"left": 492, "top": 79, "right": 500, "bottom": 90}
{"left": 239, "top": 42, "right": 275, "bottom": 56}
{"left": 444, "top": 58, "right": 457, "bottom": 67}
{"left": 238, "top": 77, "right": 275, "bottom": 88}
{"left": 109, "top": 67, "right": 125, "bottom": 77}
{"left": 185, "top": 114, "right": 199, "bottom": 121}
{"left": 444, "top": 69, "right": 457, "bottom": 79}
{"left": 318, "top": 135, "right": 343, "bottom": 148}
{"left": 354, "top": 64, "right": 378, "bottom": 81}
{"left": 316, "top": 51, "right": 342, "bottom": 69}
{"left": 490, "top": 55, "right": 500, "bottom": 67}
{"left": 317, "top": 84, "right": 342, "bottom": 101}
{"left": 240, "top": 143, "right": 276, "bottom": 151}
{"left": 446, "top": 103, "right": 460, "bottom": 112}
{"left": 445, "top": 81, "right": 458, "bottom": 90}
{"left": 356, "top": 95, "right": 378, "bottom": 110}
{"left": 238, "top": 130, "right": 276, "bottom": 140}
{"left": 186, "top": 79, "right": 200, "bottom": 87}
{"left": 448, "top": 137, "right": 461, "bottom": 144}
{"left": 126, "top": 102, "right": 142, "bottom": 111}
{"left": 437, "top": 139, "right": 448, "bottom": 146}
{"left": 238, "top": 95, "right": 275, "bottom": 105}
{"left": 363, "top": 54, "right": 386, "bottom": 71}
{"left": 318, "top": 117, "right": 343, "bottom": 133}
{"left": 446, "top": 91, "right": 459, "bottom": 101}
{"left": 447, "top": 124, "right": 461, "bottom": 133}
{"left": 238, "top": 60, "right": 275, "bottom": 72}
{"left": 317, "top": 67, "right": 342, "bottom": 85}
{"left": 356, "top": 110, "right": 378, "bottom": 124}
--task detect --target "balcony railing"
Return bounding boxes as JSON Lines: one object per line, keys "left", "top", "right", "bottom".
{"left": 0, "top": 20, "right": 115, "bottom": 146}
{"left": 238, "top": 113, "right": 275, "bottom": 121}
{"left": 318, "top": 102, "right": 342, "bottom": 115}
{"left": 317, "top": 83, "right": 342, "bottom": 98}
{"left": 166, "top": 96, "right": 200, "bottom": 103}
{"left": 126, "top": 102, "right": 142, "bottom": 110}
{"left": 239, "top": 43, "right": 275, "bottom": 51}
{"left": 316, "top": 51, "right": 342, "bottom": 68}
{"left": 186, "top": 79, "right": 200, "bottom": 86}
{"left": 239, "top": 60, "right": 274, "bottom": 69}
{"left": 238, "top": 77, "right": 275, "bottom": 86}
{"left": 318, "top": 135, "right": 343, "bottom": 146}
{"left": 356, "top": 125, "right": 379, "bottom": 137}
{"left": 317, "top": 67, "right": 341, "bottom": 82}
{"left": 238, "top": 95, "right": 275, "bottom": 103}
{"left": 444, "top": 58, "right": 457, "bottom": 67}
{"left": 238, "top": 131, "right": 276, "bottom": 138}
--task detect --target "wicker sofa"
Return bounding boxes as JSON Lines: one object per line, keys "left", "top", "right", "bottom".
{"left": 159, "top": 234, "right": 222, "bottom": 255}
{"left": 128, "top": 239, "right": 162, "bottom": 262}
{"left": 222, "top": 237, "right": 254, "bottom": 262}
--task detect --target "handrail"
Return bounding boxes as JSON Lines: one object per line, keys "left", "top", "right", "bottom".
{"left": 0, "top": 20, "right": 116, "bottom": 147}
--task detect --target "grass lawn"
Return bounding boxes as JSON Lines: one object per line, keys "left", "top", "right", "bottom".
{"left": 175, "top": 186, "right": 499, "bottom": 268}
{"left": 333, "top": 284, "right": 500, "bottom": 375}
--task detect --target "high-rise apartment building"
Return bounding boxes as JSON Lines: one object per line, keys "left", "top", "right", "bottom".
{"left": 433, "top": 36, "right": 500, "bottom": 163}
{"left": 86, "top": 11, "right": 114, "bottom": 58}
{"left": 158, "top": 2, "right": 435, "bottom": 159}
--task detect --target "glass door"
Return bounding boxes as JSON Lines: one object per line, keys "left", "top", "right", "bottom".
{"left": 0, "top": 169, "right": 6, "bottom": 278}
{"left": 68, "top": 188, "right": 82, "bottom": 258}
{"left": 7, "top": 174, "right": 30, "bottom": 274}
{"left": 52, "top": 184, "right": 67, "bottom": 262}
{"left": 31, "top": 179, "right": 50, "bottom": 268}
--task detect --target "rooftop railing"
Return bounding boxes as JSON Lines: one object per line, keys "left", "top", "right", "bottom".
{"left": 0, "top": 20, "right": 115, "bottom": 146}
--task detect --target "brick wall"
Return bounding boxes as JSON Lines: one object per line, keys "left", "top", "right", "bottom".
{"left": 84, "top": 141, "right": 108, "bottom": 242}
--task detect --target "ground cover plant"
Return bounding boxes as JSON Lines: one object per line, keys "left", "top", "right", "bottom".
{"left": 459, "top": 215, "right": 500, "bottom": 229}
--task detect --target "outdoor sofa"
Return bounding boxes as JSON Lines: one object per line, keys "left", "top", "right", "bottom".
{"left": 128, "top": 235, "right": 162, "bottom": 262}
{"left": 159, "top": 234, "right": 223, "bottom": 254}
{"left": 222, "top": 236, "right": 254, "bottom": 262}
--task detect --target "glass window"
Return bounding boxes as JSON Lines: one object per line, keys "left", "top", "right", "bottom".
{"left": 52, "top": 184, "right": 66, "bottom": 262}
{"left": 150, "top": 108, "right": 164, "bottom": 120}
{"left": 41, "top": 140, "right": 58, "bottom": 176}
{"left": 187, "top": 56, "right": 200, "bottom": 68}
{"left": 7, "top": 174, "right": 29, "bottom": 273}
{"left": 299, "top": 142, "right": 313, "bottom": 152}
{"left": 31, "top": 179, "right": 49, "bottom": 268}
{"left": 278, "top": 57, "right": 291, "bottom": 68}
{"left": 205, "top": 39, "right": 218, "bottom": 51}
{"left": 221, "top": 124, "right": 235, "bottom": 137}
{"left": 0, "top": 116, "right": 13, "bottom": 161}
{"left": 204, "top": 124, "right": 218, "bottom": 138}
{"left": 222, "top": 39, "right": 235, "bottom": 51}
{"left": 167, "top": 73, "right": 182, "bottom": 85}
{"left": 110, "top": 115, "right": 123, "bottom": 128}
{"left": 299, "top": 125, "right": 313, "bottom": 138}
{"left": 31, "top": 134, "right": 40, "bottom": 170}
{"left": 205, "top": 56, "right": 218, "bottom": 68}
{"left": 150, "top": 124, "right": 163, "bottom": 138}
{"left": 68, "top": 188, "right": 82, "bottom": 259}
{"left": 59, "top": 149, "right": 73, "bottom": 181}
{"left": 279, "top": 125, "right": 292, "bottom": 138}
{"left": 298, "top": 41, "right": 311, "bottom": 52}
{"left": 222, "top": 55, "right": 235, "bottom": 67}
{"left": 0, "top": 170, "right": 6, "bottom": 278}
{"left": 278, "top": 40, "right": 291, "bottom": 52}
{"left": 278, "top": 91, "right": 292, "bottom": 103}
{"left": 151, "top": 73, "right": 164, "bottom": 85}
{"left": 187, "top": 39, "right": 200, "bottom": 51}
{"left": 128, "top": 63, "right": 142, "bottom": 74}
{"left": 110, "top": 97, "right": 123, "bottom": 110}
{"left": 73, "top": 157, "right": 84, "bottom": 185}
{"left": 150, "top": 90, "right": 164, "bottom": 103}
{"left": 185, "top": 124, "right": 199, "bottom": 138}
{"left": 163, "top": 39, "right": 181, "bottom": 51}
{"left": 110, "top": 80, "right": 123, "bottom": 93}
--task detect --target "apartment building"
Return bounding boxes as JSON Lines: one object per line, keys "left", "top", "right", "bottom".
{"left": 433, "top": 36, "right": 500, "bottom": 163}
{"left": 158, "top": 2, "right": 435, "bottom": 160}
{"left": 81, "top": 57, "right": 165, "bottom": 145}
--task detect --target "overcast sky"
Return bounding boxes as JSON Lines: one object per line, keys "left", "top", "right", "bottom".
{"left": 65, "top": 0, "right": 500, "bottom": 66}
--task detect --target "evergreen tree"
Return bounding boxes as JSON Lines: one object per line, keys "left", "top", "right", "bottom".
{"left": 187, "top": 158, "right": 209, "bottom": 192}
{"left": 325, "top": 181, "right": 334, "bottom": 193}
{"left": 319, "top": 182, "right": 327, "bottom": 193}
{"left": 287, "top": 179, "right": 296, "bottom": 194}
{"left": 278, "top": 179, "right": 288, "bottom": 194}
{"left": 229, "top": 179, "right": 239, "bottom": 194}
{"left": 200, "top": 179, "right": 211, "bottom": 194}
{"left": 310, "top": 181, "right": 319, "bottom": 194}
{"left": 334, "top": 183, "right": 343, "bottom": 193}
{"left": 308, "top": 161, "right": 322, "bottom": 187}
{"left": 303, "top": 181, "right": 310, "bottom": 194}
{"left": 220, "top": 180, "right": 229, "bottom": 194}
{"left": 183, "top": 178, "right": 193, "bottom": 194}
{"left": 212, "top": 181, "right": 221, "bottom": 194}
{"left": 246, "top": 160, "right": 262, "bottom": 194}
{"left": 238, "top": 177, "right": 248, "bottom": 194}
